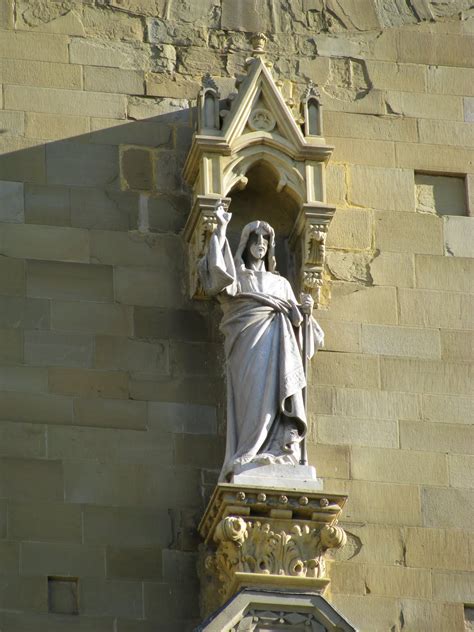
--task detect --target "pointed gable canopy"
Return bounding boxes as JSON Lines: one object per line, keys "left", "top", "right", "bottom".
{"left": 183, "top": 35, "right": 336, "bottom": 305}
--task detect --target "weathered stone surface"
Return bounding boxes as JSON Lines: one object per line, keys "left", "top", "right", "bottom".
{"left": 52, "top": 300, "right": 133, "bottom": 335}
{"left": 148, "top": 401, "right": 216, "bottom": 435}
{"left": 423, "top": 394, "right": 473, "bottom": 425}
{"left": 0, "top": 420, "right": 45, "bottom": 459}
{"left": 312, "top": 317, "right": 361, "bottom": 353}
{"left": 49, "top": 368, "right": 128, "bottom": 399}
{"left": 375, "top": 210, "right": 444, "bottom": 254}
{"left": 0, "top": 329, "right": 23, "bottom": 364}
{"left": 0, "top": 138, "right": 46, "bottom": 184}
{"left": 83, "top": 505, "right": 171, "bottom": 547}
{"left": 82, "top": 5, "right": 144, "bottom": 41}
{"left": 314, "top": 351, "right": 380, "bottom": 389}
{"left": 0, "top": 458, "right": 63, "bottom": 501}
{"left": 330, "top": 479, "right": 421, "bottom": 526}
{"left": 370, "top": 251, "right": 415, "bottom": 287}
{"left": 349, "top": 166, "right": 414, "bottom": 211}
{"left": 5, "top": 85, "right": 127, "bottom": 119}
{"left": 419, "top": 119, "right": 474, "bottom": 148}
{"left": 121, "top": 148, "right": 153, "bottom": 191}
{"left": 324, "top": 110, "right": 417, "bottom": 142}
{"left": 84, "top": 67, "right": 144, "bottom": 95}
{"left": 415, "top": 173, "right": 466, "bottom": 215}
{"left": 329, "top": 594, "right": 399, "bottom": 632}
{"left": 0, "top": 58, "right": 82, "bottom": 90}
{"left": 106, "top": 546, "right": 162, "bottom": 580}
{"left": 449, "top": 454, "right": 474, "bottom": 489}
{"left": 365, "top": 565, "right": 432, "bottom": 599}
{"left": 441, "top": 330, "right": 474, "bottom": 362}
{"left": 90, "top": 118, "right": 171, "bottom": 148}
{"left": 0, "top": 31, "right": 69, "bottom": 62}
{"left": 401, "top": 420, "right": 473, "bottom": 455}
{"left": 361, "top": 324, "right": 441, "bottom": 359}
{"left": 325, "top": 209, "right": 372, "bottom": 250}
{"left": 326, "top": 251, "right": 372, "bottom": 283}
{"left": 382, "top": 357, "right": 472, "bottom": 395}
{"left": 73, "top": 397, "right": 146, "bottom": 430}
{"left": 464, "top": 96, "right": 474, "bottom": 122}
{"left": 46, "top": 141, "right": 119, "bottom": 187}
{"left": 70, "top": 38, "right": 158, "bottom": 71}
{"left": 428, "top": 64, "right": 474, "bottom": 96}
{"left": 115, "top": 265, "right": 183, "bottom": 308}
{"left": 221, "top": 0, "right": 271, "bottom": 31}
{"left": 0, "top": 296, "right": 49, "bottom": 330}
{"left": 0, "top": 111, "right": 24, "bottom": 137}
{"left": 95, "top": 336, "right": 168, "bottom": 373}
{"left": 332, "top": 386, "right": 419, "bottom": 420}
{"left": 146, "top": 75, "right": 200, "bottom": 99}
{"left": 70, "top": 187, "right": 136, "bottom": 232}
{"left": 0, "top": 256, "right": 25, "bottom": 296}
{"left": 328, "top": 135, "right": 395, "bottom": 168}
{"left": 24, "top": 183, "right": 70, "bottom": 226}
{"left": 400, "top": 599, "right": 466, "bottom": 632}
{"left": 0, "top": 224, "right": 89, "bottom": 262}
{"left": 386, "top": 90, "right": 463, "bottom": 120}
{"left": 326, "top": 284, "right": 398, "bottom": 325}
{"left": 0, "top": 392, "right": 72, "bottom": 425}
{"left": 316, "top": 414, "right": 398, "bottom": 449}
{"left": 0, "top": 180, "right": 24, "bottom": 223}
{"left": 307, "top": 442, "right": 350, "bottom": 479}
{"left": 0, "top": 365, "right": 47, "bottom": 393}
{"left": 415, "top": 254, "right": 472, "bottom": 292}
{"left": 351, "top": 446, "right": 448, "bottom": 485}
{"left": 80, "top": 578, "right": 143, "bottom": 618}
{"left": 25, "top": 112, "right": 90, "bottom": 142}
{"left": 396, "top": 141, "right": 474, "bottom": 174}
{"left": 405, "top": 527, "right": 473, "bottom": 571}
{"left": 90, "top": 230, "right": 177, "bottom": 267}
{"left": 25, "top": 331, "right": 94, "bottom": 368}
{"left": 398, "top": 288, "right": 473, "bottom": 329}
{"left": 444, "top": 216, "right": 474, "bottom": 257}
{"left": 21, "top": 542, "right": 105, "bottom": 577}
{"left": 48, "top": 424, "right": 173, "bottom": 467}
{"left": 422, "top": 487, "right": 474, "bottom": 530}
{"left": 0, "top": 576, "right": 47, "bottom": 612}
{"left": 27, "top": 260, "right": 113, "bottom": 302}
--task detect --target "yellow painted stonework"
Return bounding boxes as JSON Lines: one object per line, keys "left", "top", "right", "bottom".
{"left": 0, "top": 1, "right": 472, "bottom": 630}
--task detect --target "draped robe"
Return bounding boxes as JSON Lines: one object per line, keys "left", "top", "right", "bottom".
{"left": 199, "top": 232, "right": 324, "bottom": 481}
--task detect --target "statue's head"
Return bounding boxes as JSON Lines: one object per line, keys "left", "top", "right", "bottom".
{"left": 235, "top": 220, "right": 277, "bottom": 272}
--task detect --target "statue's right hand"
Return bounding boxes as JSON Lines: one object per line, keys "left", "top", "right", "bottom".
{"left": 215, "top": 204, "right": 232, "bottom": 227}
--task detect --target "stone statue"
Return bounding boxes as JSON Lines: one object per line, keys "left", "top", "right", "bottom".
{"left": 199, "top": 201, "right": 324, "bottom": 482}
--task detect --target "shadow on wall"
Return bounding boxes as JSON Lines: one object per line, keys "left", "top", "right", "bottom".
{"left": 0, "top": 106, "right": 230, "bottom": 629}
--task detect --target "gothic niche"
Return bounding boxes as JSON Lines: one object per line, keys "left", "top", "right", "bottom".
{"left": 182, "top": 35, "right": 336, "bottom": 309}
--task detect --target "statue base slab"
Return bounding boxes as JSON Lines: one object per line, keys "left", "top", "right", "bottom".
{"left": 231, "top": 463, "right": 323, "bottom": 490}
{"left": 198, "top": 483, "right": 348, "bottom": 618}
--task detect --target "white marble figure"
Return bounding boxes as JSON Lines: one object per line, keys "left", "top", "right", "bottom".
{"left": 199, "top": 201, "right": 324, "bottom": 482}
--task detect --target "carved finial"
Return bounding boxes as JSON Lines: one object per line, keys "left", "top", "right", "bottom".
{"left": 202, "top": 72, "right": 219, "bottom": 92}
{"left": 303, "top": 81, "right": 320, "bottom": 100}
{"left": 251, "top": 32, "right": 268, "bottom": 56}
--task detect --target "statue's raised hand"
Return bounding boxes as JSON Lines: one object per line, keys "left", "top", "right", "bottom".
{"left": 215, "top": 201, "right": 232, "bottom": 227}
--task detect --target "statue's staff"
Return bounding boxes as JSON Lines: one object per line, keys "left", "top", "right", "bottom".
{"left": 300, "top": 307, "right": 309, "bottom": 466}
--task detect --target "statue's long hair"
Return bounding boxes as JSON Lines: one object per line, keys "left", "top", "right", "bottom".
{"left": 234, "top": 220, "right": 277, "bottom": 273}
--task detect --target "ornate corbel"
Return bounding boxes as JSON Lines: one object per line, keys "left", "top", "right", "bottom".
{"left": 198, "top": 485, "right": 348, "bottom": 618}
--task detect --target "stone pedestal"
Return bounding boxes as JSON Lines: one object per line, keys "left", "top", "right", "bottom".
{"left": 198, "top": 483, "right": 348, "bottom": 618}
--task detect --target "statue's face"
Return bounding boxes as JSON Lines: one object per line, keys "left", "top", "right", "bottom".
{"left": 248, "top": 229, "right": 269, "bottom": 260}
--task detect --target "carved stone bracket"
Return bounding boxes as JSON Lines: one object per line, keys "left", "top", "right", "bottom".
{"left": 198, "top": 484, "right": 348, "bottom": 618}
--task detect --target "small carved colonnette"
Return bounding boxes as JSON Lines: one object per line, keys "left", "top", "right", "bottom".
{"left": 199, "top": 485, "right": 347, "bottom": 613}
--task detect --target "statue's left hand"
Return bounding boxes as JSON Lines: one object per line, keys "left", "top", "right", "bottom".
{"left": 300, "top": 293, "right": 314, "bottom": 315}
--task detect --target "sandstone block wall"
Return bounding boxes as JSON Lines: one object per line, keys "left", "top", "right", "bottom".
{"left": 0, "top": 1, "right": 472, "bottom": 630}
